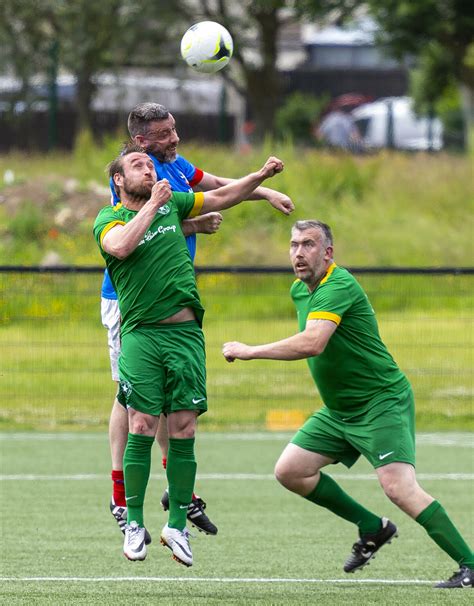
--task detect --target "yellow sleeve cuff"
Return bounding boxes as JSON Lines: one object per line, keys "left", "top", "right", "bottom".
{"left": 100, "top": 221, "right": 125, "bottom": 248}
{"left": 307, "top": 311, "right": 341, "bottom": 325}
{"left": 187, "top": 192, "right": 205, "bottom": 218}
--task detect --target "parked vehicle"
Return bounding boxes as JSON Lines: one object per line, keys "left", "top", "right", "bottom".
{"left": 351, "top": 96, "right": 443, "bottom": 151}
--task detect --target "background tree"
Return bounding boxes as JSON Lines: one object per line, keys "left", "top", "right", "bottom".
{"left": 0, "top": 0, "right": 55, "bottom": 112}
{"left": 0, "top": 0, "right": 179, "bottom": 134}
{"left": 174, "top": 0, "right": 293, "bottom": 139}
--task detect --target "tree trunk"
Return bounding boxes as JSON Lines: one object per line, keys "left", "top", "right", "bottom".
{"left": 459, "top": 83, "right": 474, "bottom": 154}
{"left": 243, "top": 7, "right": 281, "bottom": 140}
{"left": 75, "top": 69, "right": 96, "bottom": 134}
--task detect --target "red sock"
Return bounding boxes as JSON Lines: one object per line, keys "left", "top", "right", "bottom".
{"left": 111, "top": 470, "right": 126, "bottom": 507}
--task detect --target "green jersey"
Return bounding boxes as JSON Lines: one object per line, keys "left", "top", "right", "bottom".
{"left": 291, "top": 263, "right": 408, "bottom": 416}
{"left": 93, "top": 191, "right": 205, "bottom": 336}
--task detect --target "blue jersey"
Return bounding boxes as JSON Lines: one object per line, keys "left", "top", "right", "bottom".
{"left": 101, "top": 153, "right": 203, "bottom": 299}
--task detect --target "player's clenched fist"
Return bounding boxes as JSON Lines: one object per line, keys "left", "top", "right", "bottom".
{"left": 260, "top": 156, "right": 284, "bottom": 179}
{"left": 150, "top": 178, "right": 172, "bottom": 208}
{"left": 222, "top": 341, "right": 253, "bottom": 362}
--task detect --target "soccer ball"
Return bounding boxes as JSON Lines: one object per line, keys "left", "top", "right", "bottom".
{"left": 180, "top": 21, "right": 233, "bottom": 74}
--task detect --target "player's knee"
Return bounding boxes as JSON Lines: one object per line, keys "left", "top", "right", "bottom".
{"left": 274, "top": 460, "right": 293, "bottom": 488}
{"left": 380, "top": 476, "right": 414, "bottom": 506}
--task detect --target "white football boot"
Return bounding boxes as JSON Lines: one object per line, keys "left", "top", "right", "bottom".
{"left": 123, "top": 521, "right": 147, "bottom": 561}
{"left": 160, "top": 524, "right": 193, "bottom": 567}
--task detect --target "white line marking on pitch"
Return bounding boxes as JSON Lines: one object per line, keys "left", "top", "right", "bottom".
{"left": 0, "top": 473, "right": 472, "bottom": 481}
{"left": 0, "top": 576, "right": 436, "bottom": 585}
{"left": 1, "top": 432, "right": 472, "bottom": 447}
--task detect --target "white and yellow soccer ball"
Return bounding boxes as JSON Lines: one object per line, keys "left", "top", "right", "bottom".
{"left": 180, "top": 21, "right": 233, "bottom": 74}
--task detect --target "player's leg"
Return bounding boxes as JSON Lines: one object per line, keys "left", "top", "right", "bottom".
{"left": 119, "top": 327, "right": 165, "bottom": 561}
{"left": 122, "top": 407, "right": 159, "bottom": 561}
{"left": 158, "top": 322, "right": 209, "bottom": 567}
{"left": 109, "top": 395, "right": 129, "bottom": 531}
{"left": 160, "top": 409, "right": 197, "bottom": 567}
{"left": 101, "top": 297, "right": 130, "bottom": 529}
{"left": 279, "top": 407, "right": 397, "bottom": 573}
{"left": 358, "top": 385, "right": 473, "bottom": 584}
{"left": 377, "top": 462, "right": 474, "bottom": 588}
{"left": 275, "top": 443, "right": 384, "bottom": 534}
{"left": 158, "top": 411, "right": 218, "bottom": 536}
{"left": 156, "top": 414, "right": 169, "bottom": 469}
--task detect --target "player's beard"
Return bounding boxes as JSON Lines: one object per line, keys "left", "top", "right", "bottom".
{"left": 122, "top": 178, "right": 153, "bottom": 202}
{"left": 149, "top": 145, "right": 177, "bottom": 163}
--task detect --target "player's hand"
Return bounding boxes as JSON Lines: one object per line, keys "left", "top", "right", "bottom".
{"left": 259, "top": 156, "right": 284, "bottom": 179}
{"left": 222, "top": 341, "right": 253, "bottom": 362}
{"left": 150, "top": 179, "right": 172, "bottom": 209}
{"left": 267, "top": 192, "right": 294, "bottom": 215}
{"left": 192, "top": 211, "right": 223, "bottom": 234}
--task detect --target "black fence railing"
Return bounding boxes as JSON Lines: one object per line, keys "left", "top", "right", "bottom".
{"left": 1, "top": 265, "right": 473, "bottom": 275}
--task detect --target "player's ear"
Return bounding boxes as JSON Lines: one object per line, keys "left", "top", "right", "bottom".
{"left": 114, "top": 172, "right": 123, "bottom": 188}
{"left": 134, "top": 134, "right": 145, "bottom": 147}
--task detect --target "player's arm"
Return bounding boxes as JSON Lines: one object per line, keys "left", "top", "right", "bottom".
{"left": 197, "top": 157, "right": 284, "bottom": 215}
{"left": 101, "top": 180, "right": 171, "bottom": 259}
{"left": 222, "top": 319, "right": 337, "bottom": 362}
{"left": 197, "top": 171, "right": 294, "bottom": 215}
{"left": 181, "top": 212, "right": 223, "bottom": 235}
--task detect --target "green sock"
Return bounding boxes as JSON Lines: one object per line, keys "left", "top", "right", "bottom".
{"left": 416, "top": 500, "right": 474, "bottom": 568}
{"left": 166, "top": 437, "right": 197, "bottom": 530}
{"left": 305, "top": 471, "right": 382, "bottom": 535}
{"left": 123, "top": 433, "right": 154, "bottom": 527}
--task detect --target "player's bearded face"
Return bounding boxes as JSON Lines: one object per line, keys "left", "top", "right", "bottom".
{"left": 122, "top": 175, "right": 153, "bottom": 200}
{"left": 290, "top": 229, "right": 331, "bottom": 289}
{"left": 142, "top": 117, "right": 179, "bottom": 163}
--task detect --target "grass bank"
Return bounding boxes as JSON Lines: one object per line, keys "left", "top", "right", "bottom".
{"left": 0, "top": 140, "right": 473, "bottom": 267}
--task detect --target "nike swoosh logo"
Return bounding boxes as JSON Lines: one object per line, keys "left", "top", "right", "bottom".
{"left": 131, "top": 540, "right": 145, "bottom": 553}
{"left": 192, "top": 397, "right": 206, "bottom": 404}
{"left": 179, "top": 504, "right": 189, "bottom": 509}
{"left": 125, "top": 495, "right": 137, "bottom": 501}
{"left": 378, "top": 451, "right": 394, "bottom": 460}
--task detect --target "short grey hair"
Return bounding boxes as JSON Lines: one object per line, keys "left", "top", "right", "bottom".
{"left": 292, "top": 220, "right": 333, "bottom": 247}
{"left": 127, "top": 103, "right": 170, "bottom": 137}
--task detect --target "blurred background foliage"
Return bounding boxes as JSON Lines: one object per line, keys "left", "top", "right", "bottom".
{"left": 0, "top": 138, "right": 472, "bottom": 268}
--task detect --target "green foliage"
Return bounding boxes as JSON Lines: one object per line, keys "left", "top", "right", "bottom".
{"left": 410, "top": 42, "right": 454, "bottom": 111}
{"left": 7, "top": 200, "right": 47, "bottom": 241}
{"left": 275, "top": 92, "right": 328, "bottom": 144}
{"left": 367, "top": 0, "right": 474, "bottom": 148}
{"left": 0, "top": 142, "right": 473, "bottom": 267}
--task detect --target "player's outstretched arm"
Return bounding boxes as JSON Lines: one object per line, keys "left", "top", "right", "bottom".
{"left": 197, "top": 172, "right": 294, "bottom": 215}
{"left": 198, "top": 157, "right": 284, "bottom": 215}
{"left": 102, "top": 180, "right": 172, "bottom": 259}
{"left": 182, "top": 212, "right": 223, "bottom": 236}
{"left": 222, "top": 320, "right": 337, "bottom": 362}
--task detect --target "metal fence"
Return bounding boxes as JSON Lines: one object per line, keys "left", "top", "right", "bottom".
{"left": 1, "top": 266, "right": 472, "bottom": 431}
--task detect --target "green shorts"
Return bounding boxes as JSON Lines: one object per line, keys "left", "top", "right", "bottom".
{"left": 291, "top": 385, "right": 415, "bottom": 469}
{"left": 117, "top": 321, "right": 207, "bottom": 417}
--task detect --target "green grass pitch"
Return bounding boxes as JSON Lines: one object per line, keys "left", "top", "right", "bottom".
{"left": 1, "top": 431, "right": 473, "bottom": 605}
